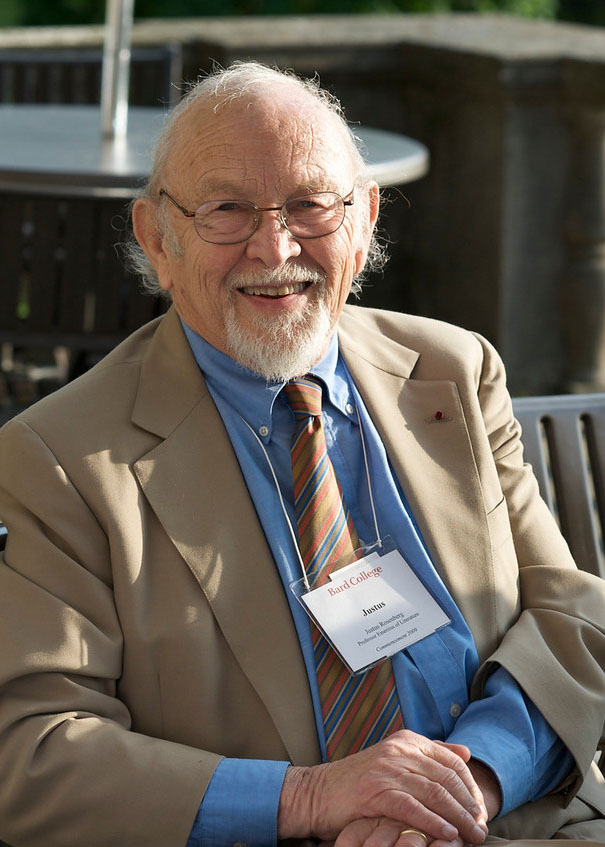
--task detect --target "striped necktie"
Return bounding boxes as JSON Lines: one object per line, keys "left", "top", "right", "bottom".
{"left": 285, "top": 375, "right": 403, "bottom": 760}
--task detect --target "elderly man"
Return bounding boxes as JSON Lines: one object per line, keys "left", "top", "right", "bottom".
{"left": 0, "top": 62, "right": 604, "bottom": 847}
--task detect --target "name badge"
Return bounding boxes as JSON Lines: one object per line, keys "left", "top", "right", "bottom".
{"left": 294, "top": 548, "right": 451, "bottom": 674}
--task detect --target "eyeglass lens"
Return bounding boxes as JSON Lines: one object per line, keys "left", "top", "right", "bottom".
{"left": 193, "top": 192, "right": 346, "bottom": 243}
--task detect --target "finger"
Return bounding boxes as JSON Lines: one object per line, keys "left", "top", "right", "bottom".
{"left": 378, "top": 783, "right": 486, "bottom": 845}
{"left": 332, "top": 818, "right": 383, "bottom": 847}
{"left": 392, "top": 748, "right": 485, "bottom": 828}
{"left": 436, "top": 741, "right": 471, "bottom": 762}
{"left": 415, "top": 741, "right": 487, "bottom": 821}
{"left": 396, "top": 828, "right": 433, "bottom": 847}
{"left": 366, "top": 820, "right": 413, "bottom": 847}
{"left": 350, "top": 819, "right": 427, "bottom": 847}
{"left": 429, "top": 838, "right": 465, "bottom": 847}
{"left": 377, "top": 731, "right": 481, "bottom": 816}
{"left": 436, "top": 744, "right": 489, "bottom": 821}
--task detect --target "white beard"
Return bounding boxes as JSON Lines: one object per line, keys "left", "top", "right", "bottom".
{"left": 224, "top": 266, "right": 334, "bottom": 382}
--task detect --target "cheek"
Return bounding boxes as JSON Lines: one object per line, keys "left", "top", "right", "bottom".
{"left": 320, "top": 231, "right": 359, "bottom": 301}
{"left": 309, "top": 222, "right": 357, "bottom": 271}
{"left": 170, "top": 245, "right": 236, "bottom": 305}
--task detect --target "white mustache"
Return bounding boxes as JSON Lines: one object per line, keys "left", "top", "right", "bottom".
{"left": 227, "top": 265, "right": 326, "bottom": 290}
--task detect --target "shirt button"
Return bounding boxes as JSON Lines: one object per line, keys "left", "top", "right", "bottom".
{"left": 258, "top": 425, "right": 269, "bottom": 437}
{"left": 345, "top": 403, "right": 355, "bottom": 415}
{"left": 450, "top": 703, "right": 461, "bottom": 718}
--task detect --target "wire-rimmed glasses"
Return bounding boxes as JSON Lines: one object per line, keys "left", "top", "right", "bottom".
{"left": 158, "top": 188, "right": 354, "bottom": 245}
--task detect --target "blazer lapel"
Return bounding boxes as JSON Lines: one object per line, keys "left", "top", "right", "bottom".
{"left": 128, "top": 304, "right": 499, "bottom": 755}
{"left": 338, "top": 312, "right": 498, "bottom": 659}
{"left": 131, "top": 309, "right": 320, "bottom": 765}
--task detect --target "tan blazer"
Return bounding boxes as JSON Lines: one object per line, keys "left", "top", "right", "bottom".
{"left": 0, "top": 305, "right": 603, "bottom": 847}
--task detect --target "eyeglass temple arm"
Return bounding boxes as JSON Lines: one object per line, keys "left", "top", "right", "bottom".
{"left": 159, "top": 189, "right": 196, "bottom": 218}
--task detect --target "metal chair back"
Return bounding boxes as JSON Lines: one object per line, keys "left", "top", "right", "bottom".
{"left": 512, "top": 393, "right": 605, "bottom": 579}
{"left": 0, "top": 45, "right": 182, "bottom": 107}
{"left": 0, "top": 190, "right": 166, "bottom": 372}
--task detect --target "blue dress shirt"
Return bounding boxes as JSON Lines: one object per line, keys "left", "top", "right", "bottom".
{"left": 182, "top": 321, "right": 573, "bottom": 847}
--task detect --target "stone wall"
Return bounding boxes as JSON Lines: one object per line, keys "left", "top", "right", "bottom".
{"left": 2, "top": 13, "right": 605, "bottom": 393}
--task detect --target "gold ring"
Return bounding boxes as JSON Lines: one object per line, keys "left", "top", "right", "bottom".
{"left": 399, "top": 830, "right": 430, "bottom": 845}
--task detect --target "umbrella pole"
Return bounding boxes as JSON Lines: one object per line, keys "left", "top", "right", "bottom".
{"left": 101, "top": 0, "right": 134, "bottom": 139}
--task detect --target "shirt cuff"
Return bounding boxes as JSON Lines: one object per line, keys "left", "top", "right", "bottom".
{"left": 445, "top": 666, "right": 573, "bottom": 816}
{"left": 448, "top": 716, "right": 530, "bottom": 815}
{"left": 187, "top": 758, "right": 290, "bottom": 847}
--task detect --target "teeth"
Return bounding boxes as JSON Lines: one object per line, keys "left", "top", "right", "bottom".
{"left": 241, "top": 281, "right": 307, "bottom": 297}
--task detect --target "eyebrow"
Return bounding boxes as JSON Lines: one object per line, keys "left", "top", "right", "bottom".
{"left": 195, "top": 179, "right": 244, "bottom": 197}
{"left": 194, "top": 178, "right": 343, "bottom": 199}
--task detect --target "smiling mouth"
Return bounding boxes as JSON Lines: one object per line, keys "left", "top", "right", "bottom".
{"left": 239, "top": 281, "right": 309, "bottom": 298}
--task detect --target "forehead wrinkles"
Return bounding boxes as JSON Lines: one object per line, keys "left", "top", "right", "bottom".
{"left": 249, "top": 99, "right": 352, "bottom": 184}
{"left": 165, "top": 95, "right": 355, "bottom": 198}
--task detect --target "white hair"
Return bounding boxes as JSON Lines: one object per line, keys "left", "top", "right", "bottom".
{"left": 122, "top": 61, "right": 387, "bottom": 297}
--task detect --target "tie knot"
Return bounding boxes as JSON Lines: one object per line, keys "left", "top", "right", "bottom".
{"left": 284, "top": 376, "right": 323, "bottom": 420}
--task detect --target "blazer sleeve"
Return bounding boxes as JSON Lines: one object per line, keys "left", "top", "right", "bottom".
{"left": 0, "top": 417, "right": 220, "bottom": 847}
{"left": 469, "top": 332, "right": 605, "bottom": 799}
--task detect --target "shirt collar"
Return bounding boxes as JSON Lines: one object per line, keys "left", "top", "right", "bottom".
{"left": 180, "top": 318, "right": 357, "bottom": 441}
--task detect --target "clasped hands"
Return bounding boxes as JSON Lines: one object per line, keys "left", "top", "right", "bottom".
{"left": 278, "top": 729, "right": 501, "bottom": 847}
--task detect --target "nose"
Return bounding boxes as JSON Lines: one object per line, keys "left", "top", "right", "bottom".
{"left": 244, "top": 209, "right": 302, "bottom": 266}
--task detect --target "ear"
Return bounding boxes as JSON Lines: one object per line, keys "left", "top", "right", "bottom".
{"left": 354, "top": 181, "right": 380, "bottom": 276}
{"left": 132, "top": 197, "right": 174, "bottom": 292}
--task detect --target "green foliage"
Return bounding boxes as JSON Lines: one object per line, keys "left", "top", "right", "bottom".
{"left": 16, "top": 0, "right": 107, "bottom": 26}
{"left": 0, "top": 0, "right": 601, "bottom": 28}
{"left": 471, "top": 0, "right": 557, "bottom": 15}
{"left": 0, "top": 0, "right": 24, "bottom": 27}
{"left": 557, "top": 0, "right": 605, "bottom": 25}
